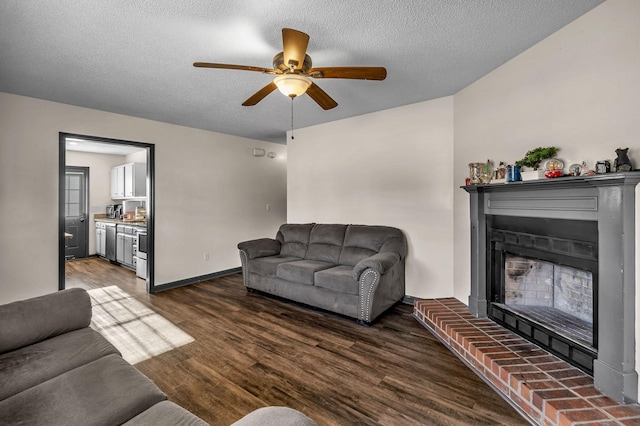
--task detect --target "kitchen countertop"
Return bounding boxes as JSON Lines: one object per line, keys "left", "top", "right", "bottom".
{"left": 95, "top": 217, "right": 146, "bottom": 226}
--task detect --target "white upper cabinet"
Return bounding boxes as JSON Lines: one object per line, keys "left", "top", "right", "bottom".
{"left": 111, "top": 163, "right": 146, "bottom": 200}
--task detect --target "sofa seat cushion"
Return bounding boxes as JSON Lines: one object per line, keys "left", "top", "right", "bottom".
{"left": 276, "top": 260, "right": 336, "bottom": 285}
{"left": 123, "top": 401, "right": 208, "bottom": 426}
{"left": 231, "top": 406, "right": 318, "bottom": 426}
{"left": 249, "top": 256, "right": 300, "bottom": 276}
{"left": 0, "top": 327, "right": 120, "bottom": 401}
{"left": 314, "top": 265, "right": 358, "bottom": 295}
{"left": 0, "top": 353, "right": 166, "bottom": 426}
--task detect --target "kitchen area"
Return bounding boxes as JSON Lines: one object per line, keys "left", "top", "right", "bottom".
{"left": 65, "top": 138, "right": 150, "bottom": 287}
{"left": 95, "top": 199, "right": 147, "bottom": 280}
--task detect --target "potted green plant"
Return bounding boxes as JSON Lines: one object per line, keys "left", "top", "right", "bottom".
{"left": 515, "top": 146, "right": 559, "bottom": 180}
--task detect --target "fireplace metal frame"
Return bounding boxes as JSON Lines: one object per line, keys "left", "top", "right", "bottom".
{"left": 487, "top": 215, "right": 599, "bottom": 372}
{"left": 463, "top": 172, "right": 640, "bottom": 403}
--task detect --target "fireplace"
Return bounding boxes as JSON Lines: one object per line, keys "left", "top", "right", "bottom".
{"left": 463, "top": 172, "right": 640, "bottom": 403}
{"left": 487, "top": 215, "right": 598, "bottom": 374}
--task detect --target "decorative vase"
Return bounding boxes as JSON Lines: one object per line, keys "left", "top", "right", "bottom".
{"left": 468, "top": 163, "right": 484, "bottom": 184}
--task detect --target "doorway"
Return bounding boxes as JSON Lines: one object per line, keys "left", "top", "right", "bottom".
{"left": 58, "top": 133, "right": 155, "bottom": 292}
{"left": 64, "top": 166, "right": 89, "bottom": 260}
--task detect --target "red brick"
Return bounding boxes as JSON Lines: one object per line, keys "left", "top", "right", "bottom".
{"left": 572, "top": 386, "right": 602, "bottom": 398}
{"left": 557, "top": 408, "right": 609, "bottom": 426}
{"left": 604, "top": 405, "right": 640, "bottom": 418}
{"left": 560, "top": 375, "right": 594, "bottom": 389}
{"left": 532, "top": 389, "right": 577, "bottom": 411}
{"left": 540, "top": 361, "right": 573, "bottom": 371}
{"left": 509, "top": 372, "right": 550, "bottom": 391}
{"left": 526, "top": 355, "right": 559, "bottom": 364}
{"left": 412, "top": 299, "right": 640, "bottom": 426}
{"left": 546, "top": 368, "right": 586, "bottom": 380}
{"left": 544, "top": 397, "right": 593, "bottom": 423}
{"left": 587, "top": 395, "right": 619, "bottom": 408}
{"left": 520, "top": 381, "right": 533, "bottom": 402}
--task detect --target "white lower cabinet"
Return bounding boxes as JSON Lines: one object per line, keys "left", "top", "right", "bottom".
{"left": 96, "top": 222, "right": 106, "bottom": 257}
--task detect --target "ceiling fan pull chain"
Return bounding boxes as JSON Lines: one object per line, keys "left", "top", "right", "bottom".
{"left": 290, "top": 97, "right": 295, "bottom": 140}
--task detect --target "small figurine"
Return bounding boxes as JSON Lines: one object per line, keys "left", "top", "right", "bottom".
{"left": 494, "top": 161, "right": 507, "bottom": 181}
{"left": 614, "top": 147, "right": 633, "bottom": 172}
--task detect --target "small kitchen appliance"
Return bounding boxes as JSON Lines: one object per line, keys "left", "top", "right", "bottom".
{"left": 106, "top": 204, "right": 122, "bottom": 219}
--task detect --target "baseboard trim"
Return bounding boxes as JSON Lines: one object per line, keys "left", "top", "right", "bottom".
{"left": 402, "top": 295, "right": 418, "bottom": 305}
{"left": 152, "top": 267, "right": 242, "bottom": 293}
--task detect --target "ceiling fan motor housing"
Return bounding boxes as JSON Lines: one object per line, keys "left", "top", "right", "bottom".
{"left": 273, "top": 52, "right": 313, "bottom": 73}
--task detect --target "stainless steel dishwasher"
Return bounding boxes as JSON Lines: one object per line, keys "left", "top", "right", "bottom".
{"left": 104, "top": 223, "right": 117, "bottom": 262}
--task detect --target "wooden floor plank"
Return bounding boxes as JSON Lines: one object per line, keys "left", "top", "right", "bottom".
{"left": 66, "top": 257, "right": 528, "bottom": 425}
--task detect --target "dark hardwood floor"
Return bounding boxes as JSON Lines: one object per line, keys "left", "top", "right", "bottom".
{"left": 65, "top": 257, "right": 528, "bottom": 426}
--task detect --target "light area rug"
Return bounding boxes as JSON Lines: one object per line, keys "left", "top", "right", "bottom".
{"left": 87, "top": 286, "right": 194, "bottom": 365}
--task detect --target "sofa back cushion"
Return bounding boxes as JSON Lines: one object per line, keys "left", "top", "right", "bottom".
{"left": 305, "top": 224, "right": 347, "bottom": 264}
{"left": 339, "top": 225, "right": 406, "bottom": 266}
{"left": 276, "top": 223, "right": 314, "bottom": 258}
{"left": 0, "top": 288, "right": 92, "bottom": 354}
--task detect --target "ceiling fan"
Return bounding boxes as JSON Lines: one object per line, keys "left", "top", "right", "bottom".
{"left": 193, "top": 28, "right": 387, "bottom": 110}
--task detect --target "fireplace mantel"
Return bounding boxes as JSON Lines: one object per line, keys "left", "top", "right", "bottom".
{"left": 463, "top": 172, "right": 640, "bottom": 403}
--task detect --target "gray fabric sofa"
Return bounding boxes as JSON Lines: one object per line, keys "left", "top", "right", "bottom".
{"left": 0, "top": 288, "right": 318, "bottom": 426}
{"left": 238, "top": 223, "right": 406, "bottom": 324}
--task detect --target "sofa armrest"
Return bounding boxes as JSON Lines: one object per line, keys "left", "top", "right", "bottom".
{"left": 353, "top": 252, "right": 401, "bottom": 281}
{"left": 0, "top": 288, "right": 92, "bottom": 354}
{"left": 237, "top": 238, "right": 281, "bottom": 260}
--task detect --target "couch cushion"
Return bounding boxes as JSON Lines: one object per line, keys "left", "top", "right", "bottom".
{"left": 276, "top": 260, "right": 335, "bottom": 285}
{"left": 314, "top": 265, "right": 358, "bottom": 295}
{"left": 305, "top": 224, "right": 347, "bottom": 264}
{"left": 277, "top": 223, "right": 314, "bottom": 258}
{"left": 231, "top": 406, "right": 318, "bottom": 426}
{"left": 249, "top": 255, "right": 300, "bottom": 276}
{"left": 0, "top": 288, "right": 91, "bottom": 354}
{"left": 339, "top": 225, "right": 405, "bottom": 266}
{"left": 123, "top": 401, "right": 208, "bottom": 426}
{"left": 0, "top": 327, "right": 120, "bottom": 401}
{"left": 0, "top": 354, "right": 166, "bottom": 426}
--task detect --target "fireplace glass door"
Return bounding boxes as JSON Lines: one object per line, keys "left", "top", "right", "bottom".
{"left": 503, "top": 255, "right": 593, "bottom": 348}
{"left": 487, "top": 215, "right": 598, "bottom": 374}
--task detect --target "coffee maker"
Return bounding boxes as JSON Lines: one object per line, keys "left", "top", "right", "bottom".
{"left": 106, "top": 204, "right": 122, "bottom": 219}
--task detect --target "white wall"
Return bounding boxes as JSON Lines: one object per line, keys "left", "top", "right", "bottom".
{"left": 452, "top": 0, "right": 640, "bottom": 398}
{"left": 66, "top": 151, "right": 127, "bottom": 255}
{"left": 452, "top": 0, "right": 640, "bottom": 302}
{"left": 0, "top": 92, "right": 287, "bottom": 304}
{"left": 288, "top": 97, "right": 454, "bottom": 298}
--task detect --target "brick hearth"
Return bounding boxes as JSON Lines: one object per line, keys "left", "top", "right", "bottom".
{"left": 414, "top": 298, "right": 640, "bottom": 426}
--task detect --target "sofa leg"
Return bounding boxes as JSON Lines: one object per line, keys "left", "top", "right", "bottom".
{"left": 357, "top": 319, "right": 371, "bottom": 327}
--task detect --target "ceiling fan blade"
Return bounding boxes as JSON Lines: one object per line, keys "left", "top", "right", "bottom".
{"left": 242, "top": 82, "right": 278, "bottom": 106}
{"left": 282, "top": 28, "right": 310, "bottom": 70}
{"left": 193, "top": 62, "right": 279, "bottom": 74}
{"left": 306, "top": 82, "right": 338, "bottom": 110}
{"left": 308, "top": 67, "right": 387, "bottom": 80}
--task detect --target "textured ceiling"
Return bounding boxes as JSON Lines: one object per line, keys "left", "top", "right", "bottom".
{"left": 0, "top": 0, "right": 604, "bottom": 144}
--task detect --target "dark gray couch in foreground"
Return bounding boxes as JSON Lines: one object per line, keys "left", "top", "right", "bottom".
{"left": 0, "top": 288, "right": 318, "bottom": 426}
{"left": 238, "top": 223, "right": 407, "bottom": 324}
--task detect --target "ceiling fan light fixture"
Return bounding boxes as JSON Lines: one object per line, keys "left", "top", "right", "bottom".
{"left": 273, "top": 74, "right": 311, "bottom": 98}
